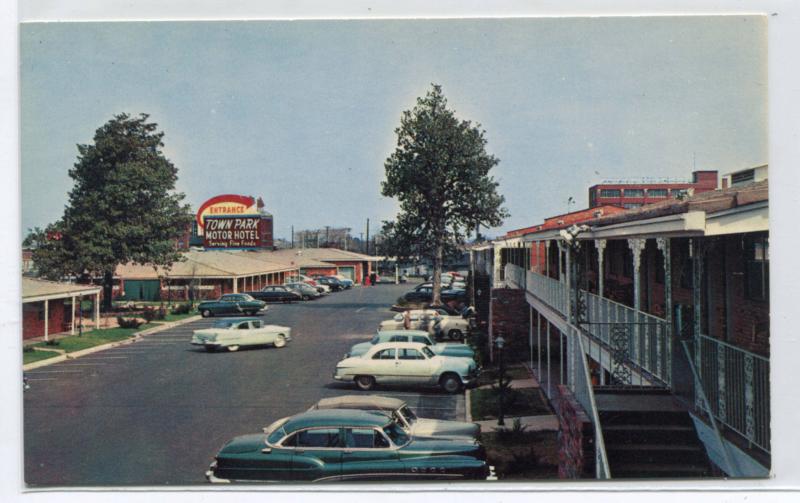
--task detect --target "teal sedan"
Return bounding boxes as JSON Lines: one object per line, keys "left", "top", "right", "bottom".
{"left": 198, "top": 294, "right": 267, "bottom": 317}
{"left": 206, "top": 409, "right": 490, "bottom": 482}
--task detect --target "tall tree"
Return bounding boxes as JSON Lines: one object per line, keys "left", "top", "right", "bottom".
{"left": 32, "top": 113, "right": 193, "bottom": 309}
{"left": 382, "top": 84, "right": 508, "bottom": 305}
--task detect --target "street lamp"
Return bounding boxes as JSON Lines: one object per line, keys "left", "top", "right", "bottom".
{"left": 495, "top": 334, "right": 506, "bottom": 427}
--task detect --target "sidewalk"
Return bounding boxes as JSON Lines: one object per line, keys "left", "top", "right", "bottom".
{"left": 467, "top": 367, "right": 559, "bottom": 432}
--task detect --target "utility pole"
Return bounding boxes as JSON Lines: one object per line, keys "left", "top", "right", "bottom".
{"left": 325, "top": 226, "right": 330, "bottom": 247}
{"left": 291, "top": 225, "right": 294, "bottom": 248}
{"left": 366, "top": 218, "right": 370, "bottom": 256}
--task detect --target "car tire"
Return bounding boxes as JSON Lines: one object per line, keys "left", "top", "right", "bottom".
{"left": 354, "top": 375, "right": 375, "bottom": 391}
{"left": 440, "top": 373, "right": 462, "bottom": 394}
{"left": 227, "top": 345, "right": 240, "bottom": 352}
{"left": 202, "top": 309, "right": 212, "bottom": 318}
{"left": 273, "top": 334, "right": 287, "bottom": 348}
{"left": 205, "top": 346, "right": 216, "bottom": 353}
{"left": 448, "top": 329, "right": 463, "bottom": 341}
{"left": 302, "top": 295, "right": 309, "bottom": 301}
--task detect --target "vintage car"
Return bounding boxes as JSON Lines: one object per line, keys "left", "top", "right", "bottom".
{"left": 334, "top": 342, "right": 479, "bottom": 393}
{"left": 346, "top": 330, "right": 474, "bottom": 360}
{"left": 378, "top": 309, "right": 470, "bottom": 341}
{"left": 285, "top": 282, "right": 322, "bottom": 300}
{"left": 310, "top": 395, "right": 480, "bottom": 440}
{"left": 206, "top": 409, "right": 489, "bottom": 482}
{"left": 403, "top": 283, "right": 466, "bottom": 303}
{"left": 198, "top": 294, "right": 267, "bottom": 317}
{"left": 332, "top": 274, "right": 354, "bottom": 288}
{"left": 244, "top": 285, "right": 303, "bottom": 303}
{"left": 191, "top": 318, "right": 292, "bottom": 352}
{"left": 314, "top": 276, "right": 344, "bottom": 291}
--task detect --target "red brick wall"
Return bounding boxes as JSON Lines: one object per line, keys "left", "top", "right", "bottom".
{"left": 555, "top": 385, "right": 594, "bottom": 479}
{"left": 303, "top": 267, "right": 338, "bottom": 277}
{"left": 490, "top": 288, "right": 530, "bottom": 363}
{"left": 22, "top": 299, "right": 68, "bottom": 340}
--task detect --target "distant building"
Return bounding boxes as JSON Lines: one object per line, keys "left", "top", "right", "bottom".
{"left": 588, "top": 170, "right": 718, "bottom": 209}
{"left": 721, "top": 164, "right": 768, "bottom": 189}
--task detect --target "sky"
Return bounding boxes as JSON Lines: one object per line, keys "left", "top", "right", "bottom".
{"left": 20, "top": 16, "right": 767, "bottom": 239}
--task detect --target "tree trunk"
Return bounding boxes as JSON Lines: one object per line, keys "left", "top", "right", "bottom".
{"left": 432, "top": 242, "right": 443, "bottom": 306}
{"left": 102, "top": 270, "right": 114, "bottom": 312}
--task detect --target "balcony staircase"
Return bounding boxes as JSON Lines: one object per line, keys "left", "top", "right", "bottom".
{"left": 594, "top": 388, "right": 712, "bottom": 478}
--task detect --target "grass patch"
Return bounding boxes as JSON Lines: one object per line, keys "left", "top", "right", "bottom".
{"left": 23, "top": 350, "right": 62, "bottom": 365}
{"left": 470, "top": 387, "right": 551, "bottom": 421}
{"left": 476, "top": 365, "right": 532, "bottom": 387}
{"left": 31, "top": 323, "right": 159, "bottom": 353}
{"left": 480, "top": 428, "right": 559, "bottom": 480}
{"left": 162, "top": 311, "right": 198, "bottom": 323}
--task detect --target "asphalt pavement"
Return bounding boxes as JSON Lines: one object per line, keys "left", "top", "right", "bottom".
{"left": 23, "top": 281, "right": 464, "bottom": 486}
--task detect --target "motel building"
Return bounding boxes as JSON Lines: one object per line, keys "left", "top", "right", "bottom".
{"left": 22, "top": 277, "right": 101, "bottom": 340}
{"left": 471, "top": 166, "right": 769, "bottom": 479}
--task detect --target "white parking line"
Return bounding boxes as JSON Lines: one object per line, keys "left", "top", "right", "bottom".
{"left": 57, "top": 363, "right": 108, "bottom": 366}
{"left": 78, "top": 356, "right": 129, "bottom": 359}
{"left": 355, "top": 307, "right": 366, "bottom": 313}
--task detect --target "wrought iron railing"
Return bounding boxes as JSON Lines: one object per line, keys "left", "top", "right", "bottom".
{"left": 582, "top": 292, "right": 670, "bottom": 386}
{"left": 567, "top": 325, "right": 611, "bottom": 479}
{"left": 526, "top": 271, "right": 670, "bottom": 385}
{"left": 694, "top": 334, "right": 770, "bottom": 454}
{"left": 526, "top": 270, "right": 567, "bottom": 314}
{"left": 504, "top": 263, "right": 527, "bottom": 289}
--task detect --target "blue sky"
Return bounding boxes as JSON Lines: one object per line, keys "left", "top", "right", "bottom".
{"left": 20, "top": 16, "right": 767, "bottom": 239}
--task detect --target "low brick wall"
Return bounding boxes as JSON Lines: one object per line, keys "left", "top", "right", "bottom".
{"left": 555, "top": 384, "right": 594, "bottom": 479}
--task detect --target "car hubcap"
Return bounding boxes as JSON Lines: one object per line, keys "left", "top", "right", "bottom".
{"left": 274, "top": 335, "right": 286, "bottom": 348}
{"left": 228, "top": 345, "right": 239, "bottom": 352}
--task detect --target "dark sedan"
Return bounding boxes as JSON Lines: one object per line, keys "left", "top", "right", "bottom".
{"left": 198, "top": 294, "right": 267, "bottom": 318}
{"left": 315, "top": 277, "right": 344, "bottom": 291}
{"left": 245, "top": 285, "right": 303, "bottom": 303}
{"left": 403, "top": 284, "right": 467, "bottom": 303}
{"left": 206, "top": 409, "right": 489, "bottom": 483}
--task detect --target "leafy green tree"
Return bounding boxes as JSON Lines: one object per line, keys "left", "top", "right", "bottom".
{"left": 382, "top": 84, "right": 508, "bottom": 305}
{"left": 31, "top": 113, "right": 193, "bottom": 309}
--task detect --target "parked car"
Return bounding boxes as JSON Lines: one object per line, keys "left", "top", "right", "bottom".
{"left": 403, "top": 284, "right": 466, "bottom": 303}
{"left": 332, "top": 274, "right": 354, "bottom": 288}
{"left": 245, "top": 285, "right": 303, "bottom": 303}
{"left": 315, "top": 277, "right": 343, "bottom": 291}
{"left": 346, "top": 330, "right": 474, "bottom": 360}
{"left": 198, "top": 294, "right": 267, "bottom": 317}
{"left": 191, "top": 318, "right": 291, "bottom": 352}
{"left": 378, "top": 310, "right": 470, "bottom": 341}
{"left": 309, "top": 395, "right": 480, "bottom": 440}
{"left": 334, "top": 342, "right": 479, "bottom": 393}
{"left": 206, "top": 409, "right": 489, "bottom": 482}
{"left": 285, "top": 282, "right": 322, "bottom": 300}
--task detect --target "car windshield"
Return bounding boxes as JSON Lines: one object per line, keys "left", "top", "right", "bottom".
{"left": 383, "top": 421, "right": 410, "bottom": 446}
{"left": 421, "top": 346, "right": 435, "bottom": 359}
{"left": 398, "top": 405, "right": 417, "bottom": 425}
{"left": 264, "top": 417, "right": 289, "bottom": 445}
{"left": 212, "top": 320, "right": 236, "bottom": 329}
{"left": 370, "top": 334, "right": 380, "bottom": 344}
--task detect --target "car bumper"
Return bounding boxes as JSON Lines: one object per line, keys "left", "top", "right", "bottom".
{"left": 205, "top": 461, "right": 230, "bottom": 483}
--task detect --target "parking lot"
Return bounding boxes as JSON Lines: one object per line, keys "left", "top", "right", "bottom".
{"left": 23, "top": 280, "right": 465, "bottom": 486}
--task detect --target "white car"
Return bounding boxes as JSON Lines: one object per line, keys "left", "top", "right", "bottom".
{"left": 309, "top": 395, "right": 480, "bottom": 439}
{"left": 191, "top": 318, "right": 292, "bottom": 352}
{"left": 379, "top": 309, "right": 470, "bottom": 340}
{"left": 333, "top": 342, "right": 479, "bottom": 393}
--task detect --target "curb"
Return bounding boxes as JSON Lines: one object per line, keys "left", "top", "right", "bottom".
{"left": 23, "top": 315, "right": 202, "bottom": 371}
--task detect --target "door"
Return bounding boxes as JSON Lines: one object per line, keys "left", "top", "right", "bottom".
{"left": 340, "top": 427, "right": 401, "bottom": 481}
{"left": 287, "top": 428, "right": 344, "bottom": 481}
{"left": 338, "top": 266, "right": 355, "bottom": 281}
{"left": 368, "top": 348, "right": 398, "bottom": 384}
{"left": 396, "top": 348, "right": 435, "bottom": 384}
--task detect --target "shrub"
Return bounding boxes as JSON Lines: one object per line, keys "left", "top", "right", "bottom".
{"left": 23, "top": 345, "right": 34, "bottom": 353}
{"left": 156, "top": 306, "right": 166, "bottom": 320}
{"left": 44, "top": 339, "right": 60, "bottom": 346}
{"left": 171, "top": 303, "right": 192, "bottom": 315}
{"left": 467, "top": 329, "right": 490, "bottom": 367}
{"left": 117, "top": 316, "right": 143, "bottom": 329}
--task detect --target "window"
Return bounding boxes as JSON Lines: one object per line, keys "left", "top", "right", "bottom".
{"left": 346, "top": 428, "right": 389, "bottom": 449}
{"left": 373, "top": 348, "right": 396, "bottom": 360}
{"left": 599, "top": 189, "right": 621, "bottom": 198}
{"left": 732, "top": 169, "right": 755, "bottom": 186}
{"left": 648, "top": 189, "right": 668, "bottom": 198}
{"left": 411, "top": 335, "right": 430, "bottom": 344}
{"left": 745, "top": 235, "right": 769, "bottom": 301}
{"left": 294, "top": 428, "right": 342, "bottom": 448}
{"left": 389, "top": 335, "right": 409, "bottom": 342}
{"left": 673, "top": 189, "right": 688, "bottom": 199}
{"left": 624, "top": 188, "right": 644, "bottom": 197}
{"left": 237, "top": 323, "right": 249, "bottom": 330}
{"left": 623, "top": 203, "right": 642, "bottom": 209}
{"left": 398, "top": 348, "right": 425, "bottom": 360}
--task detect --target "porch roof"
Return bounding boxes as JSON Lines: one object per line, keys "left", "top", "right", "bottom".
{"left": 22, "top": 277, "right": 102, "bottom": 303}
{"left": 115, "top": 250, "right": 299, "bottom": 280}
